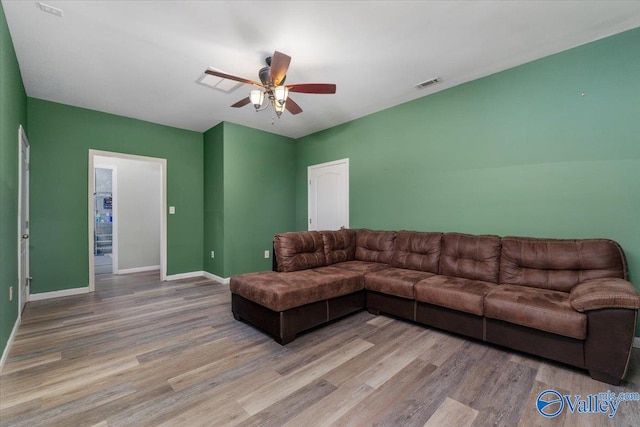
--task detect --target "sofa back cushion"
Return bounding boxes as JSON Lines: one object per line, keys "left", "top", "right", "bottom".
{"left": 390, "top": 231, "right": 442, "bottom": 273}
{"left": 355, "top": 229, "right": 396, "bottom": 264}
{"left": 440, "top": 233, "right": 501, "bottom": 283}
{"left": 273, "top": 231, "right": 326, "bottom": 272}
{"left": 500, "top": 237, "right": 627, "bottom": 292}
{"left": 321, "top": 229, "right": 356, "bottom": 265}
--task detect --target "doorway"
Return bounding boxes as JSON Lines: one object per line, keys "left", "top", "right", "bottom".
{"left": 93, "top": 165, "right": 116, "bottom": 275}
{"left": 18, "top": 125, "right": 30, "bottom": 312}
{"left": 88, "top": 150, "right": 167, "bottom": 292}
{"left": 308, "top": 158, "right": 349, "bottom": 230}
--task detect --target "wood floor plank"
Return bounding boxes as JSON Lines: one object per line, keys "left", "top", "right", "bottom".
{"left": 423, "top": 397, "right": 478, "bottom": 427}
{"left": 330, "top": 358, "right": 438, "bottom": 426}
{"left": 366, "top": 341, "right": 491, "bottom": 426}
{"left": 322, "top": 319, "right": 430, "bottom": 388}
{"left": 1, "top": 271, "right": 638, "bottom": 426}
{"left": 449, "top": 346, "right": 513, "bottom": 407}
{"left": 284, "top": 326, "right": 436, "bottom": 426}
{"left": 167, "top": 339, "right": 273, "bottom": 391}
{"left": 282, "top": 381, "right": 374, "bottom": 427}
{"left": 236, "top": 378, "right": 337, "bottom": 427}
{"left": 237, "top": 338, "right": 374, "bottom": 415}
{"left": 0, "top": 355, "right": 139, "bottom": 411}
{"left": 465, "top": 359, "right": 537, "bottom": 426}
{"left": 0, "top": 352, "right": 61, "bottom": 375}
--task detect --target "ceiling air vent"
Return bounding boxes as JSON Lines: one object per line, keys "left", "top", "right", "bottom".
{"left": 197, "top": 69, "right": 243, "bottom": 93}
{"left": 415, "top": 77, "right": 440, "bottom": 90}
{"left": 37, "top": 2, "right": 63, "bottom": 17}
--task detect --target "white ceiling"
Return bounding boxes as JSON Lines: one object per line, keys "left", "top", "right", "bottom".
{"left": 3, "top": 1, "right": 640, "bottom": 139}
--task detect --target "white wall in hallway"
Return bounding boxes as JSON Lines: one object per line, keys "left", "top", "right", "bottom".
{"left": 95, "top": 156, "right": 161, "bottom": 271}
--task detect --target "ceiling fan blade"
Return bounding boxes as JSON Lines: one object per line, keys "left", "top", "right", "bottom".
{"left": 286, "top": 83, "right": 336, "bottom": 94}
{"left": 269, "top": 51, "right": 291, "bottom": 86}
{"left": 231, "top": 97, "right": 251, "bottom": 108}
{"left": 205, "top": 69, "right": 262, "bottom": 87}
{"left": 285, "top": 97, "right": 303, "bottom": 115}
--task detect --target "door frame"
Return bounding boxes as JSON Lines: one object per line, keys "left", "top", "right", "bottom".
{"left": 307, "top": 158, "right": 349, "bottom": 231}
{"left": 17, "top": 125, "right": 30, "bottom": 312}
{"left": 93, "top": 164, "right": 118, "bottom": 274}
{"left": 88, "top": 150, "right": 167, "bottom": 291}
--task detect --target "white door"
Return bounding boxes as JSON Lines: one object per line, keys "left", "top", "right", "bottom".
{"left": 308, "top": 159, "right": 349, "bottom": 230}
{"left": 18, "top": 125, "right": 30, "bottom": 312}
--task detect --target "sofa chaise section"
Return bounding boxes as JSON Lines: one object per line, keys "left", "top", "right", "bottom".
{"left": 231, "top": 230, "right": 368, "bottom": 344}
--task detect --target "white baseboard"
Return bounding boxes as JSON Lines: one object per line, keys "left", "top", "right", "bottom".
{"left": 165, "top": 270, "right": 229, "bottom": 284}
{"left": 203, "top": 271, "right": 230, "bottom": 285}
{"left": 165, "top": 271, "right": 206, "bottom": 281}
{"left": 117, "top": 265, "right": 160, "bottom": 275}
{"left": 0, "top": 315, "right": 21, "bottom": 373}
{"left": 29, "top": 287, "right": 89, "bottom": 301}
{"left": 634, "top": 337, "right": 640, "bottom": 349}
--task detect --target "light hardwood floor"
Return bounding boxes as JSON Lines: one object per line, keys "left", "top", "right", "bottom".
{"left": 1, "top": 271, "right": 639, "bottom": 426}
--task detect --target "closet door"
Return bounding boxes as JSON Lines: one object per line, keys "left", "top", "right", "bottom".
{"left": 308, "top": 159, "right": 349, "bottom": 231}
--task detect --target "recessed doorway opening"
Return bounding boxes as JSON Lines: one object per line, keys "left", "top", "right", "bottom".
{"left": 88, "top": 150, "right": 167, "bottom": 292}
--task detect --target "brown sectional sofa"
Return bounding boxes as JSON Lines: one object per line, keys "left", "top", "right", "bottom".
{"left": 230, "top": 229, "right": 640, "bottom": 385}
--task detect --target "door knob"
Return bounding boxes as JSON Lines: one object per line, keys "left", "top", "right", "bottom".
{"left": 22, "top": 234, "right": 29, "bottom": 239}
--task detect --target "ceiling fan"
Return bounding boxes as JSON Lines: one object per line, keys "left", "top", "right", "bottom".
{"left": 205, "top": 51, "right": 336, "bottom": 118}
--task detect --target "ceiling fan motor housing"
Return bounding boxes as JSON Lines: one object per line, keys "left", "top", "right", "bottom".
{"left": 259, "top": 66, "right": 286, "bottom": 87}
{"left": 259, "top": 66, "right": 270, "bottom": 86}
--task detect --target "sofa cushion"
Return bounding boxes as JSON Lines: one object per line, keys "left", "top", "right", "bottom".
{"left": 500, "top": 237, "right": 627, "bottom": 292}
{"left": 484, "top": 285, "right": 587, "bottom": 340}
{"left": 230, "top": 269, "right": 363, "bottom": 312}
{"left": 439, "top": 233, "right": 501, "bottom": 283}
{"left": 328, "top": 260, "right": 391, "bottom": 274}
{"left": 390, "top": 231, "right": 441, "bottom": 273}
{"left": 321, "top": 229, "right": 356, "bottom": 265}
{"left": 355, "top": 229, "right": 396, "bottom": 264}
{"left": 365, "top": 267, "right": 435, "bottom": 299}
{"left": 274, "top": 231, "right": 326, "bottom": 272}
{"left": 414, "top": 275, "right": 498, "bottom": 316}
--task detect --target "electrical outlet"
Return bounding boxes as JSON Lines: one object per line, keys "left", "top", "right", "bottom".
{"left": 9, "top": 286, "right": 13, "bottom": 301}
{"left": 264, "top": 250, "right": 270, "bottom": 259}
{"left": 210, "top": 251, "right": 215, "bottom": 259}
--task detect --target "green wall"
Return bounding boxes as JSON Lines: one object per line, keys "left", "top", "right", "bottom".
{"left": 203, "top": 122, "right": 296, "bottom": 278}
{"left": 0, "top": 2, "right": 27, "bottom": 359}
{"left": 203, "top": 122, "right": 224, "bottom": 277}
{"left": 27, "top": 99, "right": 204, "bottom": 293}
{"left": 223, "top": 122, "right": 296, "bottom": 277}
{"left": 295, "top": 28, "right": 640, "bottom": 334}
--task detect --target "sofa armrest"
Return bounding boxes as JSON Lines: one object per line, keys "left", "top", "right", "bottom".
{"left": 570, "top": 278, "right": 640, "bottom": 312}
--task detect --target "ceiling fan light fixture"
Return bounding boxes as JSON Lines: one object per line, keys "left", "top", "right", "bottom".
{"left": 274, "top": 86, "right": 289, "bottom": 106}
{"left": 249, "top": 89, "right": 264, "bottom": 109}
{"left": 273, "top": 99, "right": 286, "bottom": 117}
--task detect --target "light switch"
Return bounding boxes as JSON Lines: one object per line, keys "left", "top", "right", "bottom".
{"left": 169, "top": 206, "right": 175, "bottom": 214}
{"left": 264, "top": 250, "right": 270, "bottom": 259}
